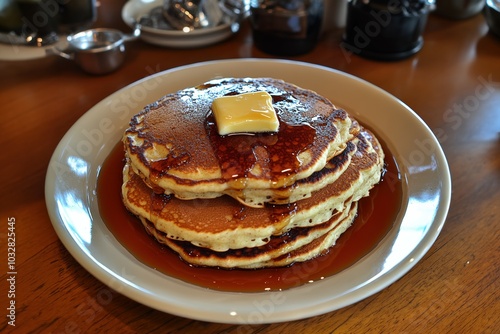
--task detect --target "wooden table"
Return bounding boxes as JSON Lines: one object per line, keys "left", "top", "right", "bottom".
{"left": 1, "top": 1, "right": 499, "bottom": 333}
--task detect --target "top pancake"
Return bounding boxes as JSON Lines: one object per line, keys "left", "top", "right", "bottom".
{"left": 123, "top": 78, "right": 355, "bottom": 202}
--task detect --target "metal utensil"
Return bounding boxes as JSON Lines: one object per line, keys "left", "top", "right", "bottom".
{"left": 162, "top": 0, "right": 223, "bottom": 31}
{"left": 47, "top": 27, "right": 140, "bottom": 75}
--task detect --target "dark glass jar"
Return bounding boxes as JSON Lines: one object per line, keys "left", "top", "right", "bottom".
{"left": 250, "top": 0, "right": 324, "bottom": 56}
{"left": 342, "top": 0, "right": 432, "bottom": 60}
{"left": 59, "top": 0, "right": 97, "bottom": 34}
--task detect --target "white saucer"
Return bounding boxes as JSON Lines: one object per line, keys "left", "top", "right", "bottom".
{"left": 122, "top": 0, "right": 240, "bottom": 48}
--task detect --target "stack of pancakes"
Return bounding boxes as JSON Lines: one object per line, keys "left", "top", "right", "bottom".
{"left": 122, "top": 78, "right": 385, "bottom": 269}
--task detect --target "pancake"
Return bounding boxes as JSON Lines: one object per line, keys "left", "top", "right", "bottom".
{"left": 121, "top": 129, "right": 384, "bottom": 253}
{"left": 226, "top": 132, "right": 359, "bottom": 207}
{"left": 123, "top": 77, "right": 356, "bottom": 205}
{"left": 141, "top": 202, "right": 358, "bottom": 269}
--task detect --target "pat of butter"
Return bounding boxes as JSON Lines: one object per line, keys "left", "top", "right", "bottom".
{"left": 211, "top": 91, "right": 279, "bottom": 135}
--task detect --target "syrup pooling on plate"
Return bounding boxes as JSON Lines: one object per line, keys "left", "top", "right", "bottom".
{"left": 97, "top": 138, "right": 402, "bottom": 292}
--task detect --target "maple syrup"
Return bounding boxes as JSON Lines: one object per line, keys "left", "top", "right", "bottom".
{"left": 205, "top": 113, "right": 316, "bottom": 187}
{"left": 97, "top": 137, "right": 402, "bottom": 293}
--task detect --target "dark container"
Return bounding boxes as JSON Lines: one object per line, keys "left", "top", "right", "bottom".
{"left": 59, "top": 0, "right": 97, "bottom": 34}
{"left": 342, "top": 0, "right": 432, "bottom": 60}
{"left": 250, "top": 0, "right": 324, "bottom": 56}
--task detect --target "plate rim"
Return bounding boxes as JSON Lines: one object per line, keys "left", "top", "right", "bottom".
{"left": 45, "top": 58, "right": 451, "bottom": 324}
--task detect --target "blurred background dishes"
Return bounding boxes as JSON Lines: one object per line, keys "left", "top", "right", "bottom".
{"left": 434, "top": 0, "right": 485, "bottom": 19}
{"left": 0, "top": 0, "right": 97, "bottom": 46}
{"left": 122, "top": 0, "right": 243, "bottom": 48}
{"left": 322, "top": 0, "right": 348, "bottom": 33}
{"left": 483, "top": 0, "right": 500, "bottom": 37}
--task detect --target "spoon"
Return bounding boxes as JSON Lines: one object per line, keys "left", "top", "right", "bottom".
{"left": 162, "top": 0, "right": 223, "bottom": 31}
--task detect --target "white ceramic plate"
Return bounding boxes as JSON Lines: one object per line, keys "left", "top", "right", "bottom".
{"left": 45, "top": 59, "right": 451, "bottom": 324}
{"left": 122, "top": 0, "right": 240, "bottom": 48}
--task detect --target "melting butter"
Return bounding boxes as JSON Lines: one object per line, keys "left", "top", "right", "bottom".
{"left": 211, "top": 91, "right": 279, "bottom": 135}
